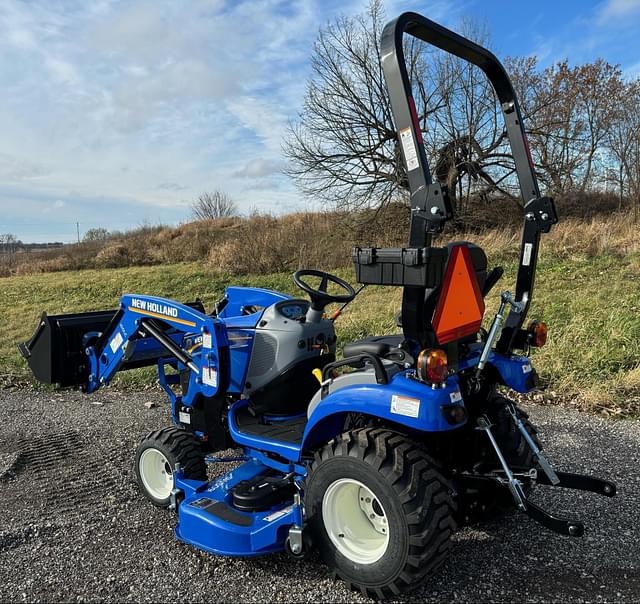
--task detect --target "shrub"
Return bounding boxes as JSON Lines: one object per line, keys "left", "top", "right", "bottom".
{"left": 95, "top": 244, "right": 130, "bottom": 268}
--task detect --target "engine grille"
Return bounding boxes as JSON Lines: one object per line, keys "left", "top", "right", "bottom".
{"left": 246, "top": 332, "right": 278, "bottom": 378}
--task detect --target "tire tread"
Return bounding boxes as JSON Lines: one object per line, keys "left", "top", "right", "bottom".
{"left": 308, "top": 427, "right": 456, "bottom": 598}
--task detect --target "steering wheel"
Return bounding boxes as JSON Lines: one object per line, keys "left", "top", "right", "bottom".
{"left": 293, "top": 269, "right": 356, "bottom": 311}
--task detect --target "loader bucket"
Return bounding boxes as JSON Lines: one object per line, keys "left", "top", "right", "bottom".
{"left": 18, "top": 310, "right": 118, "bottom": 387}
{"left": 18, "top": 300, "right": 207, "bottom": 388}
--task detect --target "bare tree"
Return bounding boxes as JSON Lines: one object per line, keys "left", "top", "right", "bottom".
{"left": 426, "top": 18, "right": 516, "bottom": 211}
{"left": 606, "top": 80, "right": 640, "bottom": 212}
{"left": 286, "top": 0, "right": 638, "bottom": 215}
{"left": 285, "top": 2, "right": 515, "bottom": 213}
{"left": 574, "top": 60, "right": 625, "bottom": 191}
{"left": 191, "top": 190, "right": 238, "bottom": 221}
{"left": 509, "top": 58, "right": 626, "bottom": 196}
{"left": 0, "top": 233, "right": 20, "bottom": 269}
{"left": 285, "top": 0, "right": 448, "bottom": 212}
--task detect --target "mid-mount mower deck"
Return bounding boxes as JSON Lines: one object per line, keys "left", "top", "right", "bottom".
{"left": 19, "top": 12, "right": 615, "bottom": 598}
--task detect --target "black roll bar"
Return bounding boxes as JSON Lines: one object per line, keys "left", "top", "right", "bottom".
{"left": 380, "top": 12, "right": 558, "bottom": 353}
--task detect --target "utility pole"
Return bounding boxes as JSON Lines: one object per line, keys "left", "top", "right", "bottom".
{"left": 76, "top": 222, "right": 80, "bottom": 245}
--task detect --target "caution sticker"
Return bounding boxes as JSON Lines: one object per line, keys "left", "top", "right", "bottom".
{"left": 390, "top": 394, "right": 420, "bottom": 418}
{"left": 522, "top": 363, "right": 532, "bottom": 374}
{"left": 202, "top": 366, "right": 218, "bottom": 387}
{"left": 450, "top": 390, "right": 462, "bottom": 403}
{"left": 202, "top": 332, "right": 212, "bottom": 349}
{"left": 400, "top": 127, "right": 420, "bottom": 171}
{"left": 109, "top": 331, "right": 123, "bottom": 353}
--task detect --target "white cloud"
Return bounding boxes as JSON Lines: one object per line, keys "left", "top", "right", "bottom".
{"left": 0, "top": 0, "right": 324, "bottom": 221}
{"left": 233, "top": 158, "right": 285, "bottom": 179}
{"left": 597, "top": 0, "right": 640, "bottom": 23}
{"left": 0, "top": 0, "right": 444, "bottom": 239}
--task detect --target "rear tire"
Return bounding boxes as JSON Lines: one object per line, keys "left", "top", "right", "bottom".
{"left": 134, "top": 427, "right": 207, "bottom": 507}
{"left": 305, "top": 428, "right": 456, "bottom": 599}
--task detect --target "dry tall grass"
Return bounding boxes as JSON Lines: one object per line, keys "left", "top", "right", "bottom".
{"left": 454, "top": 212, "right": 640, "bottom": 262}
{"left": 6, "top": 200, "right": 639, "bottom": 278}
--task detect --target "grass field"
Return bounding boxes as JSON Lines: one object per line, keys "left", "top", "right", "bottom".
{"left": 1, "top": 245, "right": 639, "bottom": 416}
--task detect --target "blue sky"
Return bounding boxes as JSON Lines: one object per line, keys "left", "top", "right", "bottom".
{"left": 0, "top": 0, "right": 639, "bottom": 243}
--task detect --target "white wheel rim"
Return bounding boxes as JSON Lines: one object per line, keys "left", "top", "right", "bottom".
{"left": 139, "top": 448, "right": 173, "bottom": 500}
{"left": 322, "top": 478, "right": 390, "bottom": 564}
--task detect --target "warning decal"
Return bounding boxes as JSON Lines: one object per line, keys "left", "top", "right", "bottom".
{"left": 399, "top": 127, "right": 420, "bottom": 171}
{"left": 390, "top": 394, "right": 420, "bottom": 418}
{"left": 202, "top": 332, "right": 212, "bottom": 349}
{"left": 202, "top": 366, "right": 218, "bottom": 388}
{"left": 109, "top": 332, "right": 123, "bottom": 353}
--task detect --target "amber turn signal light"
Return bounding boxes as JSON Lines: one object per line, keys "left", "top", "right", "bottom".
{"left": 527, "top": 320, "right": 548, "bottom": 347}
{"left": 417, "top": 349, "right": 448, "bottom": 384}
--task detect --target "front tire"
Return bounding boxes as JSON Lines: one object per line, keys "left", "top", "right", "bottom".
{"left": 134, "top": 427, "right": 207, "bottom": 507}
{"left": 305, "top": 428, "right": 456, "bottom": 599}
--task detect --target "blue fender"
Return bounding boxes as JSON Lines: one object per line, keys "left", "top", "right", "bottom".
{"left": 301, "top": 372, "right": 467, "bottom": 451}
{"left": 456, "top": 344, "right": 538, "bottom": 394}
{"left": 490, "top": 352, "right": 537, "bottom": 393}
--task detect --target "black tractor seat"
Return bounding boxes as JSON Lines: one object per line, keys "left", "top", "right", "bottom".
{"left": 343, "top": 335, "right": 405, "bottom": 359}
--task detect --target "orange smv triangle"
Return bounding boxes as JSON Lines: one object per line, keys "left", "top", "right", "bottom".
{"left": 432, "top": 245, "right": 485, "bottom": 345}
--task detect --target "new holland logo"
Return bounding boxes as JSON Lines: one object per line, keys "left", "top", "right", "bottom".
{"left": 130, "top": 298, "right": 178, "bottom": 318}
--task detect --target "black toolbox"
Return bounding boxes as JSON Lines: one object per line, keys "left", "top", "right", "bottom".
{"left": 352, "top": 246, "right": 447, "bottom": 287}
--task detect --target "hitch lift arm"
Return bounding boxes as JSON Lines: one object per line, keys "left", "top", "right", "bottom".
{"left": 471, "top": 414, "right": 616, "bottom": 537}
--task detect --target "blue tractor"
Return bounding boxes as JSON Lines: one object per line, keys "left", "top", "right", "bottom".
{"left": 20, "top": 13, "right": 615, "bottom": 598}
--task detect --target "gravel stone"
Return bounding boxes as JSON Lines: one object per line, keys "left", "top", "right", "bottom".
{"left": 0, "top": 389, "right": 638, "bottom": 602}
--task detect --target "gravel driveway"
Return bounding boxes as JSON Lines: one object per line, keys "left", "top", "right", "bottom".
{"left": 0, "top": 388, "right": 638, "bottom": 603}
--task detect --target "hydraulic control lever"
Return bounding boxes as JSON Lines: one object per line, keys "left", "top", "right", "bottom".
{"left": 475, "top": 291, "right": 524, "bottom": 379}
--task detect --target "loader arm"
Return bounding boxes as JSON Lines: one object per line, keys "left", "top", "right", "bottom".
{"left": 84, "top": 294, "right": 228, "bottom": 395}
{"left": 18, "top": 293, "right": 229, "bottom": 396}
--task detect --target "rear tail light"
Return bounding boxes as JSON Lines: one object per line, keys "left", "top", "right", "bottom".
{"left": 441, "top": 405, "right": 468, "bottom": 425}
{"left": 527, "top": 320, "right": 548, "bottom": 347}
{"left": 417, "top": 349, "right": 448, "bottom": 384}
